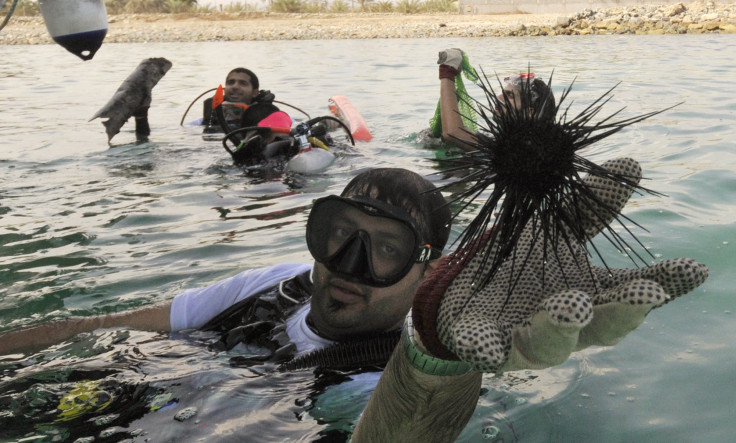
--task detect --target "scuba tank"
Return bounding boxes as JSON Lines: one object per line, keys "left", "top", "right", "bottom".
{"left": 208, "top": 87, "right": 353, "bottom": 172}
{"left": 286, "top": 122, "right": 336, "bottom": 174}
{"left": 39, "top": 0, "right": 108, "bottom": 61}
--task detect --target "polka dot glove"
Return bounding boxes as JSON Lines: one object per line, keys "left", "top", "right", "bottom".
{"left": 413, "top": 158, "right": 709, "bottom": 374}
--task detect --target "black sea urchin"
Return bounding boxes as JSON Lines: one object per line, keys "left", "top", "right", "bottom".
{"left": 437, "top": 70, "right": 675, "bottom": 292}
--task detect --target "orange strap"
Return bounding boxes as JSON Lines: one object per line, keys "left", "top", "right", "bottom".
{"left": 212, "top": 85, "right": 250, "bottom": 111}
{"left": 212, "top": 85, "right": 224, "bottom": 109}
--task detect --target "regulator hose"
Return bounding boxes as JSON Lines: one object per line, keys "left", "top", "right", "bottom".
{"left": 221, "top": 125, "right": 271, "bottom": 156}
{"left": 278, "top": 331, "right": 401, "bottom": 372}
{"left": 179, "top": 87, "right": 217, "bottom": 126}
{"left": 180, "top": 88, "right": 312, "bottom": 125}
{"left": 305, "top": 115, "right": 355, "bottom": 146}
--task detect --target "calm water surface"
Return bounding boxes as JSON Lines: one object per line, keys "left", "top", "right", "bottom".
{"left": 0, "top": 35, "right": 735, "bottom": 442}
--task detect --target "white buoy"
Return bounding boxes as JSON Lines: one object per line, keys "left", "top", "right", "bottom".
{"left": 287, "top": 147, "right": 335, "bottom": 174}
{"left": 39, "top": 0, "right": 108, "bottom": 60}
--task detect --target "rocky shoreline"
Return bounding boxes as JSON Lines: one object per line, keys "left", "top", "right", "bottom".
{"left": 2, "top": 2, "right": 735, "bottom": 44}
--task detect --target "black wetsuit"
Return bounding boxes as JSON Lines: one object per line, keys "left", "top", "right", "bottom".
{"left": 202, "top": 97, "right": 243, "bottom": 133}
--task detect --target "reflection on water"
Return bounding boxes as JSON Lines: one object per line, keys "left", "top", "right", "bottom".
{"left": 0, "top": 328, "right": 375, "bottom": 442}
{"left": 1, "top": 35, "right": 735, "bottom": 442}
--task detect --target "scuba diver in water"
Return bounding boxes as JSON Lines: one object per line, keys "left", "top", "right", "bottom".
{"left": 189, "top": 67, "right": 356, "bottom": 170}
{"left": 201, "top": 67, "right": 276, "bottom": 133}
{"left": 0, "top": 167, "right": 452, "bottom": 367}
{"left": 0, "top": 164, "right": 709, "bottom": 441}
{"left": 179, "top": 67, "right": 357, "bottom": 171}
{"left": 0, "top": 168, "right": 449, "bottom": 442}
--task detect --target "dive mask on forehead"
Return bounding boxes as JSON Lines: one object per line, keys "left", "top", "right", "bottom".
{"left": 503, "top": 73, "right": 535, "bottom": 90}
{"left": 503, "top": 72, "right": 539, "bottom": 106}
{"left": 306, "top": 195, "right": 441, "bottom": 287}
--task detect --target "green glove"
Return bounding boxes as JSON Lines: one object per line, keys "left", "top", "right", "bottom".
{"left": 414, "top": 157, "right": 709, "bottom": 374}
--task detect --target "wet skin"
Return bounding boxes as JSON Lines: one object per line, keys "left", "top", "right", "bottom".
{"left": 495, "top": 86, "right": 525, "bottom": 117}
{"left": 225, "top": 71, "right": 258, "bottom": 104}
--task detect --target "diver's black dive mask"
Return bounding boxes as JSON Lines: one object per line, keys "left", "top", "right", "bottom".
{"left": 306, "top": 195, "right": 441, "bottom": 287}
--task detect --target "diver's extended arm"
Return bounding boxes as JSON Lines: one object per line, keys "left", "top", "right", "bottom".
{"left": 134, "top": 107, "right": 151, "bottom": 140}
{"left": 352, "top": 324, "right": 482, "bottom": 442}
{"left": 439, "top": 76, "right": 477, "bottom": 153}
{"left": 437, "top": 49, "right": 477, "bottom": 153}
{"left": 0, "top": 302, "right": 172, "bottom": 355}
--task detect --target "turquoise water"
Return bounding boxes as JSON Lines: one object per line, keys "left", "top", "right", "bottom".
{"left": 1, "top": 35, "right": 734, "bottom": 442}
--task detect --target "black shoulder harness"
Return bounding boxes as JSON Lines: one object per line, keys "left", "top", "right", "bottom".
{"left": 200, "top": 270, "right": 402, "bottom": 371}
{"left": 201, "top": 270, "right": 312, "bottom": 363}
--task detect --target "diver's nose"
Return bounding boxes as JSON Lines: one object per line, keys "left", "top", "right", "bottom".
{"left": 335, "top": 235, "right": 370, "bottom": 275}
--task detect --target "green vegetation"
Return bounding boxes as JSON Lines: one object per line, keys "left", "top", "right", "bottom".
{"left": 364, "top": 1, "right": 395, "bottom": 13}
{"left": 328, "top": 0, "right": 351, "bottom": 13}
{"left": 221, "top": 2, "right": 258, "bottom": 13}
{"left": 395, "top": 0, "right": 422, "bottom": 13}
{"left": 5, "top": 0, "right": 40, "bottom": 16}
{"left": 258, "top": 0, "right": 457, "bottom": 13}
{"left": 3, "top": 0, "right": 457, "bottom": 16}
{"left": 105, "top": 0, "right": 203, "bottom": 14}
{"left": 420, "top": 0, "right": 456, "bottom": 13}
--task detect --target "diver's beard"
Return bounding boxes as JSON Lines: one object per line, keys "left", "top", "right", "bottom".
{"left": 308, "top": 272, "right": 375, "bottom": 340}
{"left": 326, "top": 297, "right": 347, "bottom": 312}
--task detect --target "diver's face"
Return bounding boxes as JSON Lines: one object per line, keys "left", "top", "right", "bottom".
{"left": 309, "top": 261, "right": 428, "bottom": 340}
{"left": 495, "top": 86, "right": 524, "bottom": 117}
{"left": 224, "top": 72, "right": 258, "bottom": 104}
{"left": 308, "top": 207, "right": 433, "bottom": 340}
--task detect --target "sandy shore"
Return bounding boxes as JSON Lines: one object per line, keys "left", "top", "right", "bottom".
{"left": 2, "top": 13, "right": 564, "bottom": 44}
{"left": 2, "top": 2, "right": 735, "bottom": 44}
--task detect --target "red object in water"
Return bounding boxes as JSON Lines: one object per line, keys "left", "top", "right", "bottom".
{"left": 328, "top": 95, "right": 372, "bottom": 141}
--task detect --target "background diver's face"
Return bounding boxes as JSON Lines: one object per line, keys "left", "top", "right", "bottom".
{"left": 308, "top": 207, "right": 434, "bottom": 340}
{"left": 495, "top": 86, "right": 525, "bottom": 117}
{"left": 224, "top": 72, "right": 258, "bottom": 104}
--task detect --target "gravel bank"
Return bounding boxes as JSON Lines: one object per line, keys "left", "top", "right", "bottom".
{"left": 2, "top": 2, "right": 735, "bottom": 45}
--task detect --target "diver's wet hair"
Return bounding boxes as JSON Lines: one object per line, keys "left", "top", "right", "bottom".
{"left": 502, "top": 75, "right": 556, "bottom": 122}
{"left": 227, "top": 67, "right": 259, "bottom": 90}
{"left": 341, "top": 168, "right": 451, "bottom": 253}
{"left": 530, "top": 78, "right": 556, "bottom": 121}
{"left": 240, "top": 102, "right": 280, "bottom": 128}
